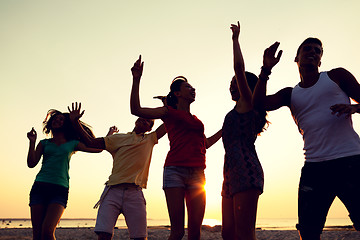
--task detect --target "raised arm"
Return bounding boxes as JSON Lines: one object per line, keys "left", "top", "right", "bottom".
{"left": 328, "top": 68, "right": 360, "bottom": 117}
{"left": 68, "top": 102, "right": 106, "bottom": 150}
{"left": 253, "top": 42, "right": 289, "bottom": 111}
{"left": 155, "top": 124, "right": 167, "bottom": 140}
{"left": 130, "top": 55, "right": 168, "bottom": 119}
{"left": 27, "top": 128, "right": 43, "bottom": 168}
{"left": 205, "top": 129, "right": 222, "bottom": 149}
{"left": 231, "top": 22, "right": 252, "bottom": 111}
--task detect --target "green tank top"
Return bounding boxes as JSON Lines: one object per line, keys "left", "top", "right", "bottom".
{"left": 35, "top": 139, "right": 79, "bottom": 188}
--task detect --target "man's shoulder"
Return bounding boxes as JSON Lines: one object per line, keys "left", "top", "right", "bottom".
{"left": 277, "top": 86, "right": 293, "bottom": 99}
{"left": 327, "top": 67, "right": 349, "bottom": 78}
{"left": 327, "top": 67, "right": 351, "bottom": 85}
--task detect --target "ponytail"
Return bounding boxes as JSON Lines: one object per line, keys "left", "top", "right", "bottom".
{"left": 166, "top": 76, "right": 188, "bottom": 109}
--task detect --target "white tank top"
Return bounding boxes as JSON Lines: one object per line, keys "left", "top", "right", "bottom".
{"left": 291, "top": 71, "right": 360, "bottom": 162}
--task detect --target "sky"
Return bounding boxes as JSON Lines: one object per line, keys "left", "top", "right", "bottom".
{"left": 1, "top": 0, "right": 360, "bottom": 225}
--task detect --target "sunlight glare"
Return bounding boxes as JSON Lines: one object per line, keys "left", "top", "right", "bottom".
{"left": 202, "top": 218, "right": 221, "bottom": 227}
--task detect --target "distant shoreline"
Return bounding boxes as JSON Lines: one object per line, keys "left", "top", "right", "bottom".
{"left": 1, "top": 218, "right": 354, "bottom": 231}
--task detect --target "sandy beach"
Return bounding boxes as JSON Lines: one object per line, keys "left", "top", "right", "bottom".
{"left": 0, "top": 226, "right": 359, "bottom": 240}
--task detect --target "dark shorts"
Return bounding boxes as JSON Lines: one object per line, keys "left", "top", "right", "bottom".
{"left": 296, "top": 155, "right": 360, "bottom": 235}
{"left": 29, "top": 181, "right": 69, "bottom": 208}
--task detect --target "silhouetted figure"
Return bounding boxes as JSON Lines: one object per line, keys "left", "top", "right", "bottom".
{"left": 221, "top": 22, "right": 281, "bottom": 240}
{"left": 27, "top": 109, "right": 100, "bottom": 240}
{"left": 253, "top": 37, "right": 360, "bottom": 240}
{"left": 68, "top": 102, "right": 166, "bottom": 240}
{"left": 130, "top": 56, "right": 222, "bottom": 240}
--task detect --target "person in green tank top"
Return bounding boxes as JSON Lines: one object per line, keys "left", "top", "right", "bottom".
{"left": 27, "top": 109, "right": 101, "bottom": 240}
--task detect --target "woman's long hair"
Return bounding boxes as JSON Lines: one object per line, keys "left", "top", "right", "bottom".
{"left": 43, "top": 109, "right": 95, "bottom": 141}
{"left": 245, "top": 72, "right": 269, "bottom": 134}
{"left": 166, "top": 76, "right": 188, "bottom": 109}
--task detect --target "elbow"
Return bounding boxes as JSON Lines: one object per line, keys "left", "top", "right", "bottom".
{"left": 205, "top": 141, "right": 211, "bottom": 149}
{"left": 130, "top": 106, "right": 140, "bottom": 116}
{"left": 27, "top": 163, "right": 36, "bottom": 168}
{"left": 130, "top": 108, "right": 137, "bottom": 115}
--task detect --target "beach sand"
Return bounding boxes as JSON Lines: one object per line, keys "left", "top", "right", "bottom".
{"left": 0, "top": 226, "right": 359, "bottom": 240}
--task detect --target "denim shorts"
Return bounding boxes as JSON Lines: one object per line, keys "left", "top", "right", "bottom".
{"left": 29, "top": 181, "right": 69, "bottom": 208}
{"left": 163, "top": 166, "right": 205, "bottom": 189}
{"left": 296, "top": 155, "right": 360, "bottom": 235}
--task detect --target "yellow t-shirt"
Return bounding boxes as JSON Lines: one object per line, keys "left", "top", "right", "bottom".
{"left": 104, "top": 131, "right": 158, "bottom": 188}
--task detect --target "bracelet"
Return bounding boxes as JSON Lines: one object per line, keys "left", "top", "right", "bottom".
{"left": 258, "top": 66, "right": 272, "bottom": 82}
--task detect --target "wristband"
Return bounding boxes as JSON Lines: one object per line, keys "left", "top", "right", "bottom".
{"left": 258, "top": 66, "right": 272, "bottom": 82}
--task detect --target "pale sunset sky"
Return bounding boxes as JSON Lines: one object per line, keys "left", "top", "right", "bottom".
{"left": 1, "top": 0, "right": 360, "bottom": 225}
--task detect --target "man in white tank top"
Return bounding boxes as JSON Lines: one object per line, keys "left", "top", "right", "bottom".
{"left": 253, "top": 38, "right": 360, "bottom": 240}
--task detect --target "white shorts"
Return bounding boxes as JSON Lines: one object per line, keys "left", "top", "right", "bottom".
{"left": 94, "top": 184, "right": 147, "bottom": 238}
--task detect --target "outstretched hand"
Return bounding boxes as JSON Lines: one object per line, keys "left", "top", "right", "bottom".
{"left": 27, "top": 128, "right": 37, "bottom": 142}
{"left": 68, "top": 102, "right": 84, "bottom": 122}
{"left": 131, "top": 55, "right": 144, "bottom": 81}
{"left": 230, "top": 21, "right": 240, "bottom": 40}
{"left": 263, "top": 42, "right": 283, "bottom": 69}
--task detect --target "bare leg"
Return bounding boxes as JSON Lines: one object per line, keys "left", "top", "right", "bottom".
{"left": 185, "top": 188, "right": 206, "bottom": 240}
{"left": 221, "top": 196, "right": 235, "bottom": 240}
{"left": 41, "top": 203, "right": 65, "bottom": 240}
{"left": 164, "top": 188, "right": 185, "bottom": 240}
{"left": 233, "top": 189, "right": 261, "bottom": 240}
{"left": 30, "top": 205, "right": 46, "bottom": 240}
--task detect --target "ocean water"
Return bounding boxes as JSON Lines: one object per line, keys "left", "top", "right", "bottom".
{"left": 0, "top": 218, "right": 353, "bottom": 230}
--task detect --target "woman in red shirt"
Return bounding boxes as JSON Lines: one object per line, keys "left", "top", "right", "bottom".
{"left": 130, "top": 56, "right": 222, "bottom": 240}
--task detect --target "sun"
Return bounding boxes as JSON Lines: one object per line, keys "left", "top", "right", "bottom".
{"left": 202, "top": 218, "right": 221, "bottom": 227}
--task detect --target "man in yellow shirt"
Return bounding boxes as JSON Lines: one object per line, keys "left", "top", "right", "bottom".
{"left": 69, "top": 102, "right": 166, "bottom": 240}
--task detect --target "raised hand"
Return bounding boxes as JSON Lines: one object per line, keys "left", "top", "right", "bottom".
{"left": 106, "top": 126, "right": 119, "bottom": 136}
{"left": 230, "top": 21, "right": 240, "bottom": 40}
{"left": 131, "top": 55, "right": 144, "bottom": 81}
{"left": 68, "top": 102, "right": 84, "bottom": 122}
{"left": 27, "top": 128, "right": 37, "bottom": 142}
{"left": 263, "top": 42, "right": 283, "bottom": 69}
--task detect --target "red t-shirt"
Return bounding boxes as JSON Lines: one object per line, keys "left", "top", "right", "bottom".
{"left": 162, "top": 106, "right": 206, "bottom": 168}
